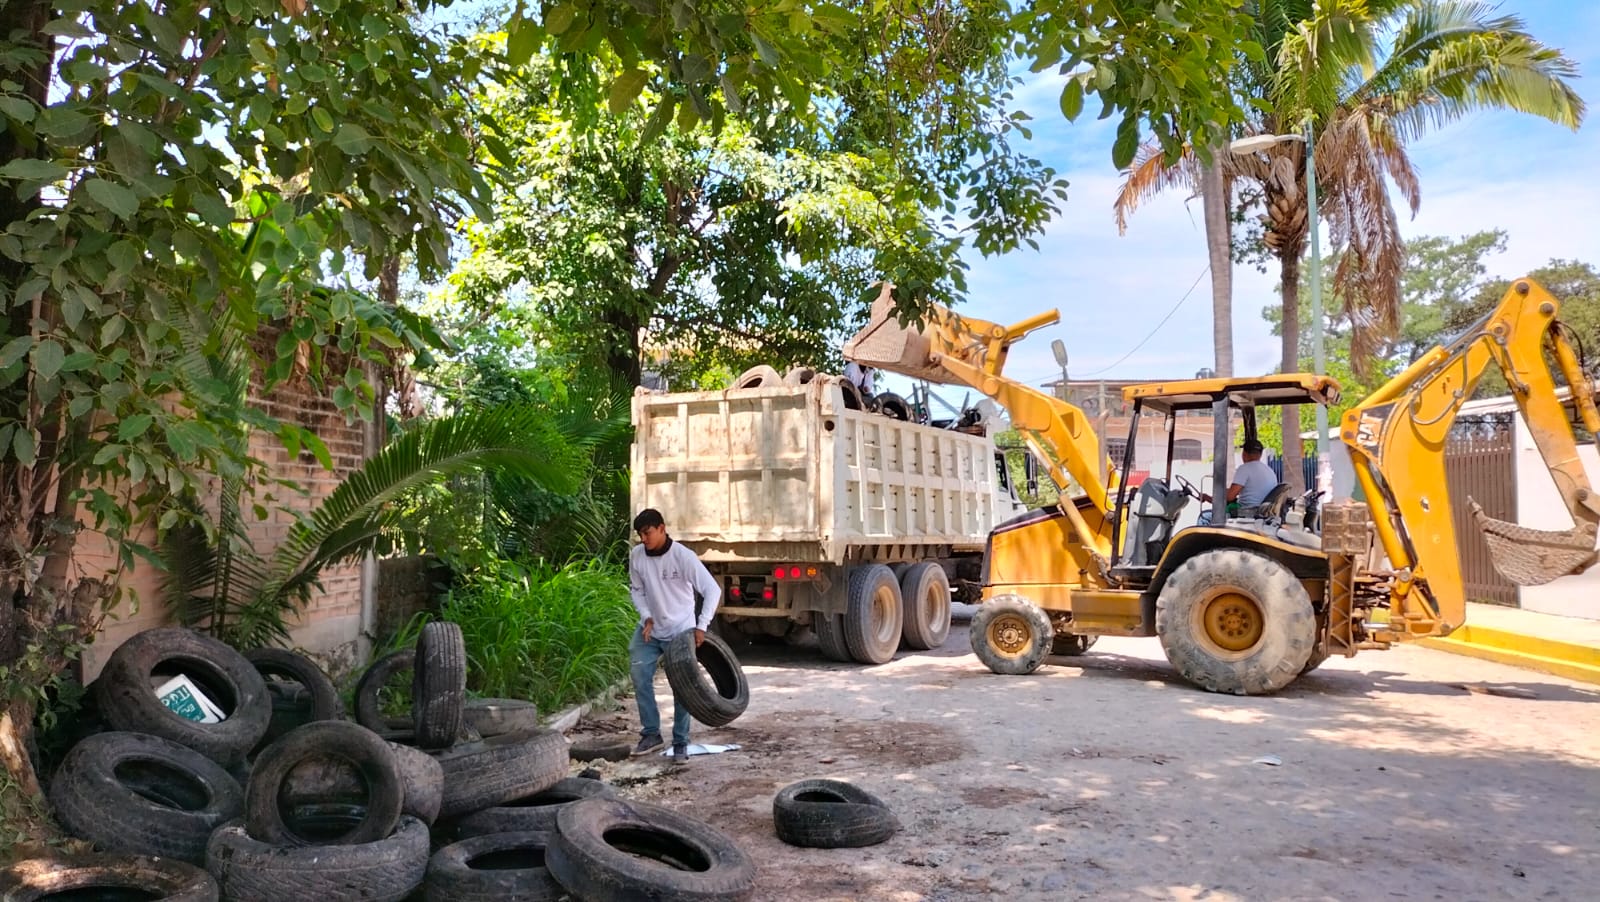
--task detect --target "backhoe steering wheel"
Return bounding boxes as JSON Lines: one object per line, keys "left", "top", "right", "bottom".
{"left": 1173, "top": 474, "right": 1202, "bottom": 501}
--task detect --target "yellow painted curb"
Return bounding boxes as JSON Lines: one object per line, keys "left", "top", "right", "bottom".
{"left": 1419, "top": 626, "right": 1600, "bottom": 687}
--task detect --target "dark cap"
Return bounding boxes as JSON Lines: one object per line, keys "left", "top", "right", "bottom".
{"left": 1241, "top": 438, "right": 1264, "bottom": 453}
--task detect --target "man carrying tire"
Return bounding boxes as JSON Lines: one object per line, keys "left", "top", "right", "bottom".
{"left": 628, "top": 508, "right": 721, "bottom": 766}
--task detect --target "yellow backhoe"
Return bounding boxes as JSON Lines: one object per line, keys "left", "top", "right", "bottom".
{"left": 844, "top": 278, "right": 1599, "bottom": 694}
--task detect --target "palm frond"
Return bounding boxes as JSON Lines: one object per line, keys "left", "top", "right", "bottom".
{"left": 1113, "top": 143, "right": 1200, "bottom": 235}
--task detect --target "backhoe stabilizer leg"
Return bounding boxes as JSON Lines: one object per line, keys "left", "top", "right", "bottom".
{"left": 1471, "top": 498, "right": 1600, "bottom": 586}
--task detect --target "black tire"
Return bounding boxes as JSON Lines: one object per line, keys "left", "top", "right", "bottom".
{"left": 354, "top": 649, "right": 414, "bottom": 735}
{"left": 48, "top": 731, "right": 243, "bottom": 865}
{"left": 782, "top": 366, "right": 818, "bottom": 386}
{"left": 450, "top": 777, "right": 617, "bottom": 840}
{"left": 874, "top": 392, "right": 911, "bottom": 421}
{"left": 424, "top": 831, "right": 564, "bottom": 902}
{"left": 728, "top": 365, "right": 781, "bottom": 389}
{"left": 771, "top": 779, "right": 900, "bottom": 848}
{"left": 897, "top": 563, "right": 951, "bottom": 650}
{"left": 662, "top": 630, "right": 749, "bottom": 727}
{"left": 969, "top": 595, "right": 1052, "bottom": 676}
{"left": 1300, "top": 648, "right": 1332, "bottom": 675}
{"left": 812, "top": 611, "right": 852, "bottom": 662}
{"left": 413, "top": 622, "right": 467, "bottom": 749}
{"left": 244, "top": 647, "right": 342, "bottom": 721}
{"left": 1050, "top": 633, "right": 1098, "bottom": 656}
{"left": 206, "top": 815, "right": 429, "bottom": 902}
{"left": 547, "top": 797, "right": 756, "bottom": 902}
{"left": 1154, "top": 549, "right": 1317, "bottom": 695}
{"left": 245, "top": 721, "right": 404, "bottom": 847}
{"left": 281, "top": 739, "right": 445, "bottom": 826}
{"left": 833, "top": 377, "right": 865, "bottom": 411}
{"left": 431, "top": 728, "right": 569, "bottom": 820}
{"left": 463, "top": 698, "right": 540, "bottom": 738}
{"left": 0, "top": 854, "right": 218, "bottom": 901}
{"left": 95, "top": 627, "right": 270, "bottom": 766}
{"left": 842, "top": 564, "right": 903, "bottom": 665}
{"left": 568, "top": 736, "right": 633, "bottom": 763}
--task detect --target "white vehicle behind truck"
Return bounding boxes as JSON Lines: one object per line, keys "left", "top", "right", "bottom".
{"left": 630, "top": 371, "right": 1028, "bottom": 664}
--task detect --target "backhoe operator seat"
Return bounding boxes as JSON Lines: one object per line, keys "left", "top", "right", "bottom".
{"left": 1251, "top": 483, "right": 1293, "bottom": 523}
{"left": 1125, "top": 478, "right": 1189, "bottom": 566}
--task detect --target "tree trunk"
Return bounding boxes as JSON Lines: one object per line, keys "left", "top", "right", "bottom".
{"left": 1278, "top": 253, "right": 1306, "bottom": 493}
{"left": 1200, "top": 159, "right": 1233, "bottom": 378}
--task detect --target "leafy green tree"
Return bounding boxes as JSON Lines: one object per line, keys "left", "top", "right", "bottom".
{"left": 0, "top": 0, "right": 490, "bottom": 842}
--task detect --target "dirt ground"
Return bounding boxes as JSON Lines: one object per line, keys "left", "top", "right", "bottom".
{"left": 564, "top": 612, "right": 1600, "bottom": 901}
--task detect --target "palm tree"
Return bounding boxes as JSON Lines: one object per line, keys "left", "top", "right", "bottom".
{"left": 1115, "top": 0, "right": 1584, "bottom": 489}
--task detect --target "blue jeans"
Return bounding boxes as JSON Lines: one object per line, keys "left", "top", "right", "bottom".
{"left": 630, "top": 626, "right": 691, "bottom": 747}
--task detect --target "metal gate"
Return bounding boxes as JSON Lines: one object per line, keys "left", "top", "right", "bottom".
{"left": 1445, "top": 421, "right": 1518, "bottom": 605}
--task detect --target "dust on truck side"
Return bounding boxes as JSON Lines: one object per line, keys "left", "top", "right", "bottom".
{"left": 630, "top": 372, "right": 1027, "bottom": 665}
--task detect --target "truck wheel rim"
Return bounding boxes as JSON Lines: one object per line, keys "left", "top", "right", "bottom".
{"left": 873, "top": 585, "right": 898, "bottom": 644}
{"left": 1197, "top": 590, "right": 1263, "bottom": 654}
{"left": 987, "top": 614, "right": 1033, "bottom": 658}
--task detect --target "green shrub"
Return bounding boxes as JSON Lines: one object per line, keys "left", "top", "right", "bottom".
{"left": 381, "top": 558, "right": 636, "bottom": 715}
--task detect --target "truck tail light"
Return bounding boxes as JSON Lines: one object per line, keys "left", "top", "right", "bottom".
{"left": 762, "top": 587, "right": 775, "bottom": 601}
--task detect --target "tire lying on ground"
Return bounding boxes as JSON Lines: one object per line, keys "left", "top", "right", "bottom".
{"left": 969, "top": 594, "right": 1053, "bottom": 676}
{"left": 772, "top": 778, "right": 900, "bottom": 848}
{"left": 663, "top": 630, "right": 749, "bottom": 727}
{"left": 206, "top": 814, "right": 429, "bottom": 902}
{"left": 0, "top": 854, "right": 218, "bottom": 902}
{"left": 95, "top": 627, "right": 270, "bottom": 766}
{"left": 48, "top": 732, "right": 243, "bottom": 865}
{"left": 245, "top": 648, "right": 343, "bottom": 747}
{"left": 424, "top": 831, "right": 566, "bottom": 902}
{"left": 547, "top": 797, "right": 756, "bottom": 902}
{"left": 1050, "top": 633, "right": 1098, "bottom": 656}
{"left": 463, "top": 698, "right": 540, "bottom": 738}
{"left": 281, "top": 739, "right": 445, "bottom": 825}
{"left": 245, "top": 720, "right": 404, "bottom": 847}
{"left": 430, "top": 728, "right": 569, "bottom": 820}
{"left": 354, "top": 648, "right": 415, "bottom": 735}
{"left": 450, "top": 777, "right": 617, "bottom": 839}
{"left": 413, "top": 621, "right": 467, "bottom": 749}
{"left": 897, "top": 562, "right": 951, "bottom": 651}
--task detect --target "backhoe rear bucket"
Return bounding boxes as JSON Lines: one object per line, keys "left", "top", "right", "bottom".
{"left": 842, "top": 284, "right": 965, "bottom": 385}
{"left": 1472, "top": 499, "right": 1599, "bottom": 586}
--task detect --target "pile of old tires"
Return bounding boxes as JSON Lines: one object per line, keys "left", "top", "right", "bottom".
{"left": 728, "top": 365, "right": 919, "bottom": 422}
{"left": 8, "top": 621, "right": 774, "bottom": 901}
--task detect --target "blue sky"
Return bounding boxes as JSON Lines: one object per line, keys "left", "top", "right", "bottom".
{"left": 883, "top": 0, "right": 1600, "bottom": 397}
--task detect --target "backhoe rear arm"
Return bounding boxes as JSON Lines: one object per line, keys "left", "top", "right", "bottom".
{"left": 1342, "top": 278, "right": 1600, "bottom": 637}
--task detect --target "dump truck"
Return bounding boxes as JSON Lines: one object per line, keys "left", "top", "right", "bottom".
{"left": 844, "top": 278, "right": 1599, "bottom": 694}
{"left": 629, "top": 368, "right": 1029, "bottom": 665}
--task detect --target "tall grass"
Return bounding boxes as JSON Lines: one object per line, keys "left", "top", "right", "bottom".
{"left": 382, "top": 558, "right": 636, "bottom": 715}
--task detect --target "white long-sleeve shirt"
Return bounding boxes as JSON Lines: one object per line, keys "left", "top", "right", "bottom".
{"left": 628, "top": 539, "right": 721, "bottom": 640}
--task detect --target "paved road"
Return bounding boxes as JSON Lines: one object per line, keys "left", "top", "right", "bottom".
{"left": 594, "top": 621, "right": 1600, "bottom": 901}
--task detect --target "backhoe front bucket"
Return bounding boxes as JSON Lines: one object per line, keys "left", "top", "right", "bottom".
{"left": 1472, "top": 499, "right": 1599, "bottom": 586}
{"left": 842, "top": 284, "right": 965, "bottom": 385}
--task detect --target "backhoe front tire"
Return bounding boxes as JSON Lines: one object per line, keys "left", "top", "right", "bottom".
{"left": 970, "top": 595, "right": 1052, "bottom": 676}
{"left": 1155, "top": 549, "right": 1315, "bottom": 695}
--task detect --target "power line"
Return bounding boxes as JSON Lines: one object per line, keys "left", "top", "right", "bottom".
{"left": 1071, "top": 266, "right": 1211, "bottom": 379}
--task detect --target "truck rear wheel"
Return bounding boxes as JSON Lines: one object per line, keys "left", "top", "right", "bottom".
{"left": 898, "top": 563, "right": 951, "bottom": 650}
{"left": 843, "top": 565, "right": 904, "bottom": 665}
{"left": 1155, "top": 549, "right": 1315, "bottom": 695}
{"left": 970, "top": 595, "right": 1052, "bottom": 675}
{"left": 812, "top": 612, "right": 852, "bottom": 663}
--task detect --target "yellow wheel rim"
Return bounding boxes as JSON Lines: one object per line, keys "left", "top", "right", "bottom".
{"left": 1200, "top": 591, "right": 1263, "bottom": 653}
{"left": 987, "top": 613, "right": 1035, "bottom": 659}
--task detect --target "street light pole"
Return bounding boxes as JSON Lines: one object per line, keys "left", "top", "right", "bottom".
{"left": 1303, "top": 117, "right": 1333, "bottom": 503}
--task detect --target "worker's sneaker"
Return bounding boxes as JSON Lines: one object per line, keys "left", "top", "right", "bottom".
{"left": 631, "top": 734, "right": 664, "bottom": 757}
{"left": 670, "top": 743, "right": 689, "bottom": 766}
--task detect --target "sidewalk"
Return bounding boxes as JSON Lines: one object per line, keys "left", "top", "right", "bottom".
{"left": 1418, "top": 602, "right": 1600, "bottom": 685}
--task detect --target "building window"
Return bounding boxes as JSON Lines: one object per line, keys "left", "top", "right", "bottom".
{"left": 1174, "top": 439, "right": 1203, "bottom": 461}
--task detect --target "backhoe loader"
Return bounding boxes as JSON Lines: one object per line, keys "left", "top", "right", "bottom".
{"left": 843, "top": 278, "right": 1599, "bottom": 694}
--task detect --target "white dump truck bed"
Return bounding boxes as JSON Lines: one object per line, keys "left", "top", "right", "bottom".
{"left": 631, "top": 379, "right": 1011, "bottom": 565}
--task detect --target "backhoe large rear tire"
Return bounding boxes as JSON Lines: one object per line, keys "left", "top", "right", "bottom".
{"left": 898, "top": 563, "right": 951, "bottom": 650}
{"left": 969, "top": 595, "right": 1052, "bottom": 676}
{"left": 842, "top": 565, "right": 903, "bottom": 665}
{"left": 1155, "top": 549, "right": 1315, "bottom": 695}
